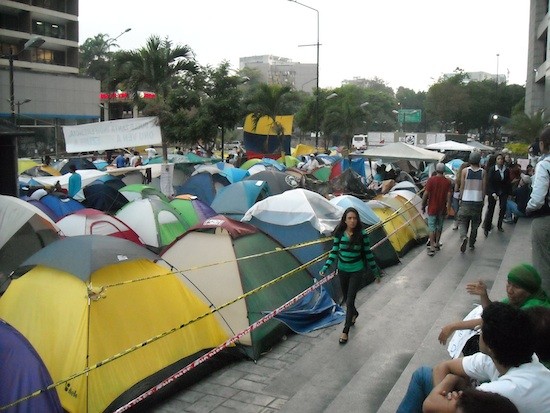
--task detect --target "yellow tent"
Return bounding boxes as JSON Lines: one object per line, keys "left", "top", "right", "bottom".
{"left": 0, "top": 236, "right": 228, "bottom": 412}
{"left": 367, "top": 200, "right": 416, "bottom": 256}
{"left": 292, "top": 144, "right": 316, "bottom": 157}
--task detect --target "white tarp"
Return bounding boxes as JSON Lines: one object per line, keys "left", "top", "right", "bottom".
{"left": 62, "top": 117, "right": 162, "bottom": 153}
{"left": 31, "top": 169, "right": 106, "bottom": 189}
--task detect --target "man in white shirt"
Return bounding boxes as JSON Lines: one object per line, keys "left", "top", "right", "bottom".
{"left": 145, "top": 145, "right": 157, "bottom": 159}
{"left": 398, "top": 302, "right": 550, "bottom": 413}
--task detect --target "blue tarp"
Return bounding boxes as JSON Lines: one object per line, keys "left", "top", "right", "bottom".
{"left": 269, "top": 288, "right": 345, "bottom": 334}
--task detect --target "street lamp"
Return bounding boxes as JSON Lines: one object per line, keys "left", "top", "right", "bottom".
{"left": 15, "top": 99, "right": 31, "bottom": 123}
{"left": 288, "top": 0, "right": 320, "bottom": 149}
{"left": 109, "top": 28, "right": 132, "bottom": 46}
{"left": 2, "top": 36, "right": 45, "bottom": 124}
{"left": 492, "top": 114, "right": 499, "bottom": 145}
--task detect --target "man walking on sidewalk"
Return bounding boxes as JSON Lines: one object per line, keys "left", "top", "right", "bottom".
{"left": 422, "top": 162, "right": 452, "bottom": 256}
{"left": 458, "top": 151, "right": 486, "bottom": 252}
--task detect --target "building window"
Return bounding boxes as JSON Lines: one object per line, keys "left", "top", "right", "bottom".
{"left": 32, "top": 20, "right": 66, "bottom": 39}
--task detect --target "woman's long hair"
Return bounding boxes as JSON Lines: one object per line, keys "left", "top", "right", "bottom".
{"left": 333, "top": 207, "right": 364, "bottom": 245}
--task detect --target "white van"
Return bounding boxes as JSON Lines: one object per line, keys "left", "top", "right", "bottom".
{"left": 352, "top": 134, "right": 367, "bottom": 151}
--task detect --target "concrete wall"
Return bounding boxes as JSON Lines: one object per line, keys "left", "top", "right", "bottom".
{"left": 0, "top": 69, "right": 100, "bottom": 119}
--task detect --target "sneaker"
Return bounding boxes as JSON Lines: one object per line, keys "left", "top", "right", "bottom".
{"left": 460, "top": 237, "right": 468, "bottom": 253}
{"left": 497, "top": 227, "right": 504, "bottom": 232}
{"left": 503, "top": 219, "right": 514, "bottom": 224}
{"left": 427, "top": 248, "right": 435, "bottom": 256}
{"left": 469, "top": 245, "right": 475, "bottom": 250}
{"left": 452, "top": 223, "right": 459, "bottom": 230}
{"left": 435, "top": 243, "right": 442, "bottom": 251}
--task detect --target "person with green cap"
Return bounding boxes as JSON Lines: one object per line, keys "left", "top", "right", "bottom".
{"left": 438, "top": 263, "right": 550, "bottom": 355}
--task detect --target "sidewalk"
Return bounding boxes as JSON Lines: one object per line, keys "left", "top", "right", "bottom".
{"left": 152, "top": 217, "right": 531, "bottom": 413}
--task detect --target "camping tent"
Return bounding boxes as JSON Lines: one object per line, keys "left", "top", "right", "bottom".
{"left": 359, "top": 142, "right": 445, "bottom": 162}
{"left": 169, "top": 197, "right": 217, "bottom": 228}
{"left": 38, "top": 194, "right": 85, "bottom": 221}
{"left": 175, "top": 172, "right": 231, "bottom": 205}
{"left": 329, "top": 195, "right": 400, "bottom": 268}
{"left": 118, "top": 183, "right": 169, "bottom": 203}
{"left": 82, "top": 183, "right": 129, "bottom": 213}
{"left": 366, "top": 199, "right": 417, "bottom": 256}
{"left": 243, "top": 170, "right": 301, "bottom": 196}
{"left": 0, "top": 319, "right": 63, "bottom": 412}
{"left": 161, "top": 216, "right": 317, "bottom": 360}
{"left": 242, "top": 189, "right": 344, "bottom": 299}
{"left": 116, "top": 198, "right": 190, "bottom": 252}
{"left": 0, "top": 236, "right": 228, "bottom": 413}
{"left": 376, "top": 193, "right": 429, "bottom": 243}
{"left": 210, "top": 180, "right": 270, "bottom": 220}
{"left": 0, "top": 195, "right": 61, "bottom": 286}
{"left": 56, "top": 208, "right": 143, "bottom": 245}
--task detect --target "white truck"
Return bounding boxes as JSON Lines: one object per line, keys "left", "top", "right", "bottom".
{"left": 352, "top": 134, "right": 367, "bottom": 151}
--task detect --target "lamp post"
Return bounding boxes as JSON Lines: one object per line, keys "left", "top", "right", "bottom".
{"left": 3, "top": 36, "right": 45, "bottom": 124}
{"left": 288, "top": 0, "right": 320, "bottom": 149}
{"left": 15, "top": 98, "right": 31, "bottom": 124}
{"left": 109, "top": 28, "right": 132, "bottom": 46}
{"left": 492, "top": 114, "right": 499, "bottom": 145}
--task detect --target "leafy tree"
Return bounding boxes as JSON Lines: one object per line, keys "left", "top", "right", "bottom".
{"left": 425, "top": 72, "right": 470, "bottom": 132}
{"left": 245, "top": 84, "right": 297, "bottom": 154}
{"left": 202, "top": 62, "right": 247, "bottom": 157}
{"left": 323, "top": 84, "right": 370, "bottom": 148}
{"left": 79, "top": 34, "right": 121, "bottom": 91}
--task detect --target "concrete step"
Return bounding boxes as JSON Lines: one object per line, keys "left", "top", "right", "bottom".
{"left": 377, "top": 219, "right": 525, "bottom": 412}
{"left": 270, "top": 219, "right": 516, "bottom": 413}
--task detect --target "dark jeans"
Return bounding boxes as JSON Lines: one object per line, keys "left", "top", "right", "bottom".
{"left": 396, "top": 366, "right": 434, "bottom": 413}
{"left": 339, "top": 269, "right": 362, "bottom": 334}
{"left": 484, "top": 194, "right": 507, "bottom": 230}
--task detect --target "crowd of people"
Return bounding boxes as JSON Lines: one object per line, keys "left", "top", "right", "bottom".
{"left": 392, "top": 127, "right": 550, "bottom": 412}
{"left": 318, "top": 128, "right": 550, "bottom": 412}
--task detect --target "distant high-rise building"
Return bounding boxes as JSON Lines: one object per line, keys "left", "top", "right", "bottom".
{"left": 526, "top": 0, "right": 549, "bottom": 116}
{"left": 240, "top": 55, "right": 317, "bottom": 93}
{"left": 0, "top": 0, "right": 100, "bottom": 156}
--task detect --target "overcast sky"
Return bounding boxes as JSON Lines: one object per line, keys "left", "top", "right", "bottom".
{"left": 79, "top": 0, "right": 529, "bottom": 92}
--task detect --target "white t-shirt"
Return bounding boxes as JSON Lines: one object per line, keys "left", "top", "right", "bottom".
{"left": 462, "top": 353, "right": 550, "bottom": 413}
{"left": 145, "top": 147, "right": 157, "bottom": 159}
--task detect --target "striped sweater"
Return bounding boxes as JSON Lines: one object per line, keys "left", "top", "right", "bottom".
{"left": 322, "top": 229, "right": 380, "bottom": 277}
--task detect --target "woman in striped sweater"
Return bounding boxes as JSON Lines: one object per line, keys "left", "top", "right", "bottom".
{"left": 320, "top": 207, "right": 380, "bottom": 344}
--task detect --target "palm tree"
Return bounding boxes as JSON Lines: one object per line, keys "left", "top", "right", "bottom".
{"left": 246, "top": 84, "right": 294, "bottom": 154}
{"left": 114, "top": 35, "right": 197, "bottom": 100}
{"left": 79, "top": 34, "right": 117, "bottom": 90}
{"left": 509, "top": 110, "right": 550, "bottom": 143}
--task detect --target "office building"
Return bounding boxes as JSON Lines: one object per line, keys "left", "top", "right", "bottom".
{"left": 240, "top": 55, "right": 317, "bottom": 93}
{"left": 0, "top": 0, "right": 99, "bottom": 157}
{"left": 526, "top": 0, "right": 549, "bottom": 116}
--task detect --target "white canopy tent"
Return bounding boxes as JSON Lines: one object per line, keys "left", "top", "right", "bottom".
{"left": 424, "top": 140, "right": 475, "bottom": 152}
{"left": 466, "top": 140, "right": 495, "bottom": 151}
{"left": 357, "top": 142, "right": 445, "bottom": 162}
